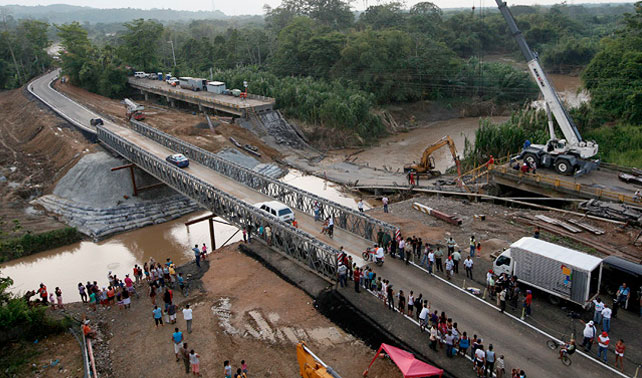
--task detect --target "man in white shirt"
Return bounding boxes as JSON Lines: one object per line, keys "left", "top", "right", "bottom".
{"left": 581, "top": 320, "right": 597, "bottom": 352}
{"left": 419, "top": 302, "right": 430, "bottom": 332}
{"left": 464, "top": 256, "right": 474, "bottom": 279}
{"left": 601, "top": 305, "right": 612, "bottom": 333}
{"left": 597, "top": 331, "right": 610, "bottom": 363}
{"left": 357, "top": 199, "right": 364, "bottom": 212}
{"left": 375, "top": 245, "right": 385, "bottom": 262}
{"left": 183, "top": 304, "right": 193, "bottom": 334}
{"left": 382, "top": 197, "right": 389, "bottom": 213}
{"left": 398, "top": 238, "right": 405, "bottom": 260}
{"left": 427, "top": 250, "right": 435, "bottom": 274}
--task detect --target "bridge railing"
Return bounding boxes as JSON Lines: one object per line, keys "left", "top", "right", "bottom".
{"left": 491, "top": 165, "right": 637, "bottom": 204}
{"left": 97, "top": 125, "right": 339, "bottom": 281}
{"left": 129, "top": 120, "right": 397, "bottom": 241}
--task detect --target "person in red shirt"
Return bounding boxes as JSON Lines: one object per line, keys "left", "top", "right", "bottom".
{"left": 353, "top": 267, "right": 361, "bottom": 293}
{"left": 37, "top": 283, "right": 48, "bottom": 304}
{"left": 520, "top": 162, "right": 529, "bottom": 174}
{"left": 615, "top": 339, "right": 625, "bottom": 372}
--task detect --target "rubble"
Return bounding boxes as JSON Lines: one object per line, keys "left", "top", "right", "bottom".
{"left": 579, "top": 199, "right": 642, "bottom": 225}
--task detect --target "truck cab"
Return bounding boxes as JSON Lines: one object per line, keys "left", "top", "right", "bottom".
{"left": 493, "top": 249, "right": 513, "bottom": 277}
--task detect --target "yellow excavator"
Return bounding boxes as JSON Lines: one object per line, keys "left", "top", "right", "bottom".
{"left": 297, "top": 342, "right": 342, "bottom": 378}
{"left": 404, "top": 135, "right": 462, "bottom": 179}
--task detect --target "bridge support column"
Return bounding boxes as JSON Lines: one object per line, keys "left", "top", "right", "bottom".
{"left": 198, "top": 103, "right": 203, "bottom": 112}
{"left": 143, "top": 91, "right": 149, "bottom": 101}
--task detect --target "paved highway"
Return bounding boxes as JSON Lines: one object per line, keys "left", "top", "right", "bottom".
{"left": 30, "top": 70, "right": 619, "bottom": 378}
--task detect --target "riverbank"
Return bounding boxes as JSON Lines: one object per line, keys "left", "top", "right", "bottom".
{"left": 54, "top": 243, "right": 399, "bottom": 377}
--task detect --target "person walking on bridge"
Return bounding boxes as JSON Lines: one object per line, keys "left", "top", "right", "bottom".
{"left": 464, "top": 256, "right": 474, "bottom": 279}
{"left": 353, "top": 267, "right": 361, "bottom": 293}
{"left": 382, "top": 196, "right": 389, "bottom": 213}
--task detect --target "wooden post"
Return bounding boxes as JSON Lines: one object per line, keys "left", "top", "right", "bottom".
{"left": 208, "top": 218, "right": 216, "bottom": 250}
{"left": 129, "top": 165, "right": 138, "bottom": 196}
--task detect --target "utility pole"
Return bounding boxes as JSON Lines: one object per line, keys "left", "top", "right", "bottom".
{"left": 1, "top": 10, "right": 24, "bottom": 85}
{"left": 167, "top": 40, "right": 176, "bottom": 67}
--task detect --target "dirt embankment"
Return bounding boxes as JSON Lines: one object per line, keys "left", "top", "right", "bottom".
{"left": 53, "top": 80, "right": 283, "bottom": 162}
{"left": 62, "top": 244, "right": 399, "bottom": 377}
{"left": 0, "top": 87, "right": 93, "bottom": 234}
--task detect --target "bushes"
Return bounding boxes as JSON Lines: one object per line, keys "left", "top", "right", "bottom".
{"left": 463, "top": 109, "right": 549, "bottom": 168}
{"left": 0, "top": 227, "right": 81, "bottom": 263}
{"left": 0, "top": 274, "right": 73, "bottom": 346}
{"left": 584, "top": 124, "right": 642, "bottom": 167}
{"left": 210, "top": 67, "right": 386, "bottom": 142}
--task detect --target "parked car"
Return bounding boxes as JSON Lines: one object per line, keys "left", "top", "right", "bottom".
{"left": 165, "top": 154, "right": 189, "bottom": 168}
{"left": 618, "top": 172, "right": 642, "bottom": 185}
{"left": 255, "top": 201, "right": 295, "bottom": 223}
{"left": 166, "top": 77, "right": 179, "bottom": 86}
{"left": 134, "top": 71, "right": 148, "bottom": 78}
{"left": 90, "top": 118, "right": 104, "bottom": 126}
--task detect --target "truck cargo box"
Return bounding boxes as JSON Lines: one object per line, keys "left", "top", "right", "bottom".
{"left": 511, "top": 237, "right": 602, "bottom": 305}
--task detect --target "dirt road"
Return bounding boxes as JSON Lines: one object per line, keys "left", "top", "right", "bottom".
{"left": 80, "top": 244, "right": 399, "bottom": 377}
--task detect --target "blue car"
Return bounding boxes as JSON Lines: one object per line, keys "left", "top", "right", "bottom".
{"left": 166, "top": 154, "right": 189, "bottom": 168}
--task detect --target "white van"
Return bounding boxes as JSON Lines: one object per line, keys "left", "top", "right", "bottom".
{"left": 255, "top": 201, "right": 295, "bottom": 223}
{"left": 134, "top": 71, "right": 148, "bottom": 78}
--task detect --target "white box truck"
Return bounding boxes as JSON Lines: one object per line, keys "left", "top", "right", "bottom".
{"left": 179, "top": 77, "right": 207, "bottom": 91}
{"left": 492, "top": 237, "right": 602, "bottom": 307}
{"left": 206, "top": 81, "right": 226, "bottom": 94}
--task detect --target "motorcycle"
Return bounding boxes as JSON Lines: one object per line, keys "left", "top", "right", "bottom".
{"left": 362, "top": 248, "right": 384, "bottom": 266}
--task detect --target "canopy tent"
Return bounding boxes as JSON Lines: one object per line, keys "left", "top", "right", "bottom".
{"left": 363, "top": 343, "right": 443, "bottom": 378}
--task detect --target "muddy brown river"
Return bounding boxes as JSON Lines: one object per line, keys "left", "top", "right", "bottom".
{"left": 1, "top": 170, "right": 362, "bottom": 299}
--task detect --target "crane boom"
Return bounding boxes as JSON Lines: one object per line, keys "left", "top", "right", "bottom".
{"left": 494, "top": 0, "right": 598, "bottom": 160}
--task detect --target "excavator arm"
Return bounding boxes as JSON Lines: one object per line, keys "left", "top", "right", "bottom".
{"left": 405, "top": 136, "right": 462, "bottom": 180}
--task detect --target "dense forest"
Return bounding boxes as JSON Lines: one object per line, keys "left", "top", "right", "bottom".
{"left": 1, "top": 2, "right": 640, "bottom": 162}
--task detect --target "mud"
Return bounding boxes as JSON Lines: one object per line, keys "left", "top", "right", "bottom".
{"left": 331, "top": 116, "right": 509, "bottom": 173}
{"left": 0, "top": 87, "right": 93, "bottom": 234}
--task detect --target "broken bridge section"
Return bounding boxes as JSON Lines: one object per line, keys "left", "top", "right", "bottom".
{"left": 128, "top": 119, "right": 397, "bottom": 241}
{"left": 96, "top": 125, "right": 339, "bottom": 281}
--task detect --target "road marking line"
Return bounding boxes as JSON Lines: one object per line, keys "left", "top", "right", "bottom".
{"left": 406, "top": 261, "right": 629, "bottom": 378}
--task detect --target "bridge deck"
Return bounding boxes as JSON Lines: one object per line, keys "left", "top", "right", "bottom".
{"left": 491, "top": 163, "right": 639, "bottom": 204}
{"left": 128, "top": 78, "right": 274, "bottom": 117}
{"left": 102, "top": 122, "right": 372, "bottom": 263}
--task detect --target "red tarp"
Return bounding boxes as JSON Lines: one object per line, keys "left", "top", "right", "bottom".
{"left": 364, "top": 343, "right": 443, "bottom": 378}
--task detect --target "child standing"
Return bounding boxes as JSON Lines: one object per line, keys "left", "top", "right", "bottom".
{"left": 224, "top": 360, "right": 232, "bottom": 378}
{"left": 189, "top": 350, "right": 200, "bottom": 376}
{"left": 241, "top": 360, "right": 248, "bottom": 375}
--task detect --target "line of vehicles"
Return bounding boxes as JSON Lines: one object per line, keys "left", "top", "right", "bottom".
{"left": 132, "top": 71, "right": 247, "bottom": 97}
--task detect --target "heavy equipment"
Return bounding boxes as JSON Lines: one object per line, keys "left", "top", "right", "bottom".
{"left": 296, "top": 342, "right": 341, "bottom": 378}
{"left": 124, "top": 98, "right": 145, "bottom": 121}
{"left": 495, "top": 0, "right": 599, "bottom": 176}
{"left": 403, "top": 135, "right": 462, "bottom": 178}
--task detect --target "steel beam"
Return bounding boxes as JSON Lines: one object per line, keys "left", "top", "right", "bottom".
{"left": 129, "top": 120, "right": 398, "bottom": 241}
{"left": 96, "top": 125, "right": 339, "bottom": 280}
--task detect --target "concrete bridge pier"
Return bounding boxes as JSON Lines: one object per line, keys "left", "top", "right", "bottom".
{"left": 166, "top": 96, "right": 175, "bottom": 107}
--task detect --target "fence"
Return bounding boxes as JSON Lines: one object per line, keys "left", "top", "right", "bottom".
{"left": 129, "top": 120, "right": 397, "bottom": 241}
{"left": 97, "top": 125, "right": 339, "bottom": 280}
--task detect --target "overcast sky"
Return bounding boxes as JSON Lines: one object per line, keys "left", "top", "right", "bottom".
{"left": 1, "top": 0, "right": 633, "bottom": 17}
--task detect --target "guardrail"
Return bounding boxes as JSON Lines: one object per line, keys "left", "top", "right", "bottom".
{"left": 129, "top": 120, "right": 397, "bottom": 241}
{"left": 97, "top": 125, "right": 339, "bottom": 280}
{"left": 491, "top": 165, "right": 637, "bottom": 205}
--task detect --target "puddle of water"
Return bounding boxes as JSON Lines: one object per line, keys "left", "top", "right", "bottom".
{"left": 280, "top": 169, "right": 370, "bottom": 210}
{"left": 1, "top": 211, "right": 242, "bottom": 298}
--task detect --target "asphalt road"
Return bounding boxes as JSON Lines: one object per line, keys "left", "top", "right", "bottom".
{"left": 30, "top": 70, "right": 621, "bottom": 378}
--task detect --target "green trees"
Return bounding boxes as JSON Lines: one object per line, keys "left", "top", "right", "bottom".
{"left": 582, "top": 2, "right": 642, "bottom": 124}
{"left": 57, "top": 22, "right": 128, "bottom": 98}
{"left": 120, "top": 19, "right": 164, "bottom": 71}
{"left": 0, "top": 18, "right": 53, "bottom": 89}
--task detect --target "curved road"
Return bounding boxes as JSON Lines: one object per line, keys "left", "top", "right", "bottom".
{"left": 29, "top": 70, "right": 621, "bottom": 378}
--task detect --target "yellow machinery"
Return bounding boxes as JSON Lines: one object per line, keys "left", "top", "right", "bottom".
{"left": 404, "top": 135, "right": 462, "bottom": 178}
{"left": 297, "top": 342, "right": 342, "bottom": 378}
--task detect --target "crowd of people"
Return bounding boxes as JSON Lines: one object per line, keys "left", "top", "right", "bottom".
{"left": 337, "top": 238, "right": 530, "bottom": 378}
